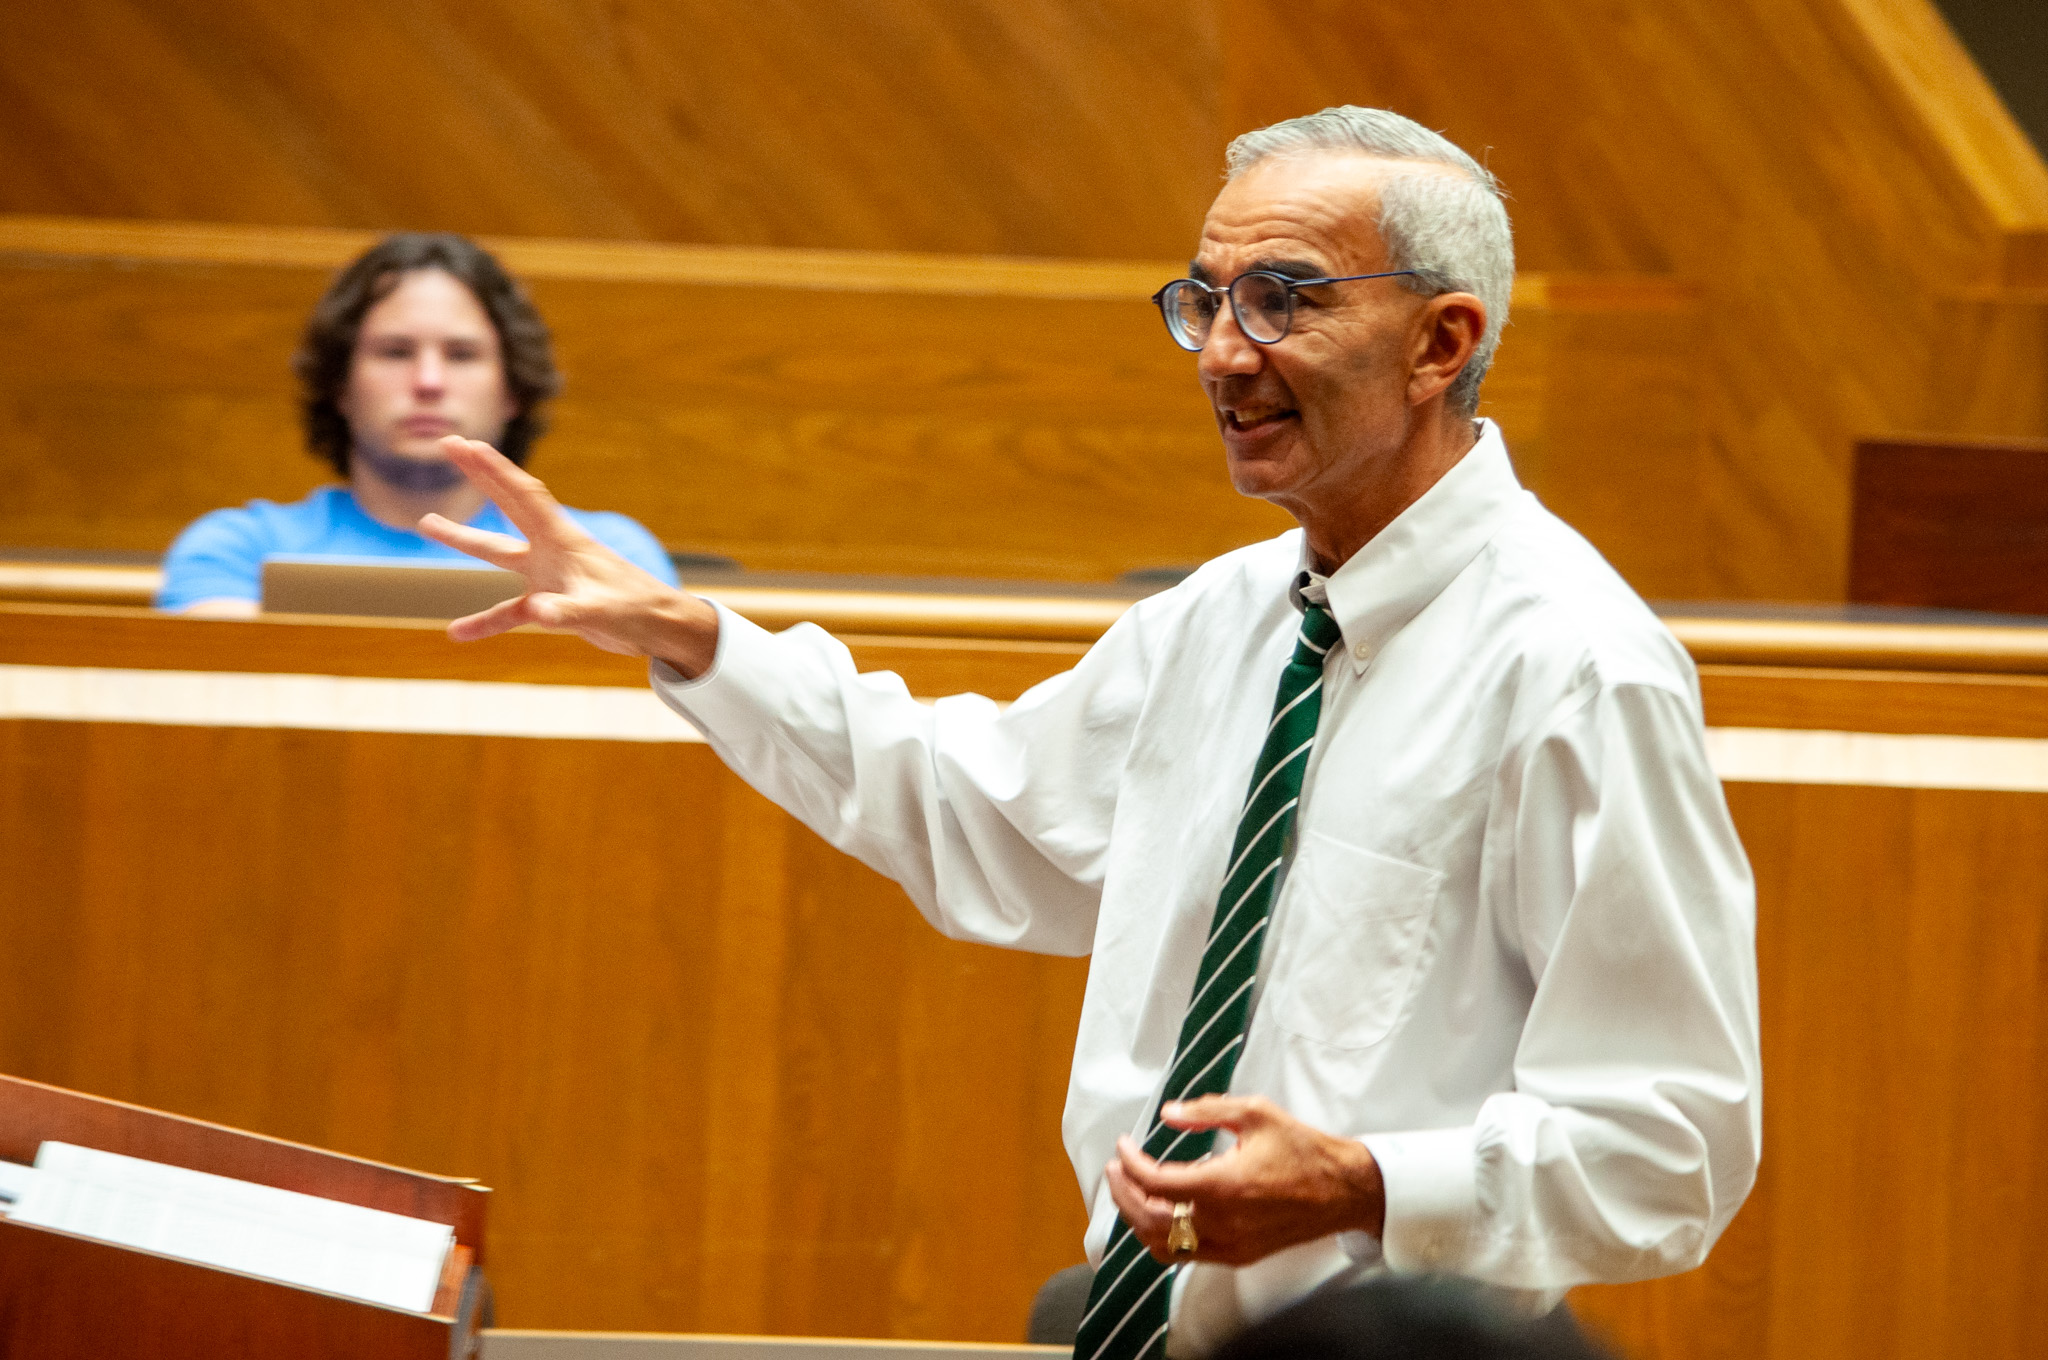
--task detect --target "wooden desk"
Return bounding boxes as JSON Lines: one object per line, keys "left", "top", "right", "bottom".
{"left": 5, "top": 602, "right": 2048, "bottom": 1357}
{"left": 1849, "top": 435, "right": 2048, "bottom": 614}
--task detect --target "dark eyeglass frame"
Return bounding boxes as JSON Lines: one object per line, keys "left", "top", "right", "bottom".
{"left": 1150, "top": 269, "right": 1420, "bottom": 351}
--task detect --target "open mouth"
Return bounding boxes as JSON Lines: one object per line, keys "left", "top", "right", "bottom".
{"left": 1224, "top": 408, "right": 1297, "bottom": 432}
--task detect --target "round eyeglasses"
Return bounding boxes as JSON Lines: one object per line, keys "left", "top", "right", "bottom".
{"left": 1150, "top": 269, "right": 1419, "bottom": 351}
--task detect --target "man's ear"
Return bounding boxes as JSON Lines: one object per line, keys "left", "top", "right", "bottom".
{"left": 1407, "top": 293, "right": 1486, "bottom": 408}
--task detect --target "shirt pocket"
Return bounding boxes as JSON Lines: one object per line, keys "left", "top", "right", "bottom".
{"left": 1274, "top": 831, "right": 1444, "bottom": 1051}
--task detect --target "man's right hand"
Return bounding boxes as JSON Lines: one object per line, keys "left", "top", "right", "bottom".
{"left": 419, "top": 436, "right": 721, "bottom": 677}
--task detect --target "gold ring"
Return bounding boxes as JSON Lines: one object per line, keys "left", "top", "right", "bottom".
{"left": 1167, "top": 1201, "right": 1198, "bottom": 1258}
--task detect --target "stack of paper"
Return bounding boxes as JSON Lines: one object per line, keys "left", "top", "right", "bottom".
{"left": 0, "top": 1159, "right": 32, "bottom": 1205}
{"left": 6, "top": 1143, "right": 455, "bottom": 1312}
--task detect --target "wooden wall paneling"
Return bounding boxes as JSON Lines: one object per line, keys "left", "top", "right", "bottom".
{"left": 0, "top": 0, "right": 1221, "bottom": 259}
{"left": 4, "top": 0, "right": 2045, "bottom": 601}
{"left": 1481, "top": 277, "right": 1705, "bottom": 597}
{"left": 0, "top": 254, "right": 327, "bottom": 552}
{"left": 1837, "top": 0, "right": 2048, "bottom": 279}
{"left": 0, "top": 222, "right": 1701, "bottom": 593}
{"left": 522, "top": 272, "right": 1274, "bottom": 582}
{"left": 0, "top": 234, "right": 1280, "bottom": 581}
{"left": 15, "top": 609, "right": 2048, "bottom": 1350}
{"left": 0, "top": 717, "right": 1091, "bottom": 1339}
{"left": 1574, "top": 781, "right": 2048, "bottom": 1360}
{"left": 1930, "top": 292, "right": 2048, "bottom": 437}
{"left": 1221, "top": 0, "right": 2048, "bottom": 602}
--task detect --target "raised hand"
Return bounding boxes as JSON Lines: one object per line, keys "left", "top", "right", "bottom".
{"left": 418, "top": 437, "right": 720, "bottom": 674}
{"left": 1103, "top": 1094, "right": 1384, "bottom": 1265}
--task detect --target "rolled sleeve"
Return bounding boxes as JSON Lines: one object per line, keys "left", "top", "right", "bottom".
{"left": 1453, "top": 681, "right": 1759, "bottom": 1289}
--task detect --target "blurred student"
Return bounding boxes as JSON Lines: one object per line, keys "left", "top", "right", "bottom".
{"left": 157, "top": 233, "right": 678, "bottom": 615}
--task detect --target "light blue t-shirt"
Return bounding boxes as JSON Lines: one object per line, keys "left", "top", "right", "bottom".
{"left": 156, "top": 485, "right": 680, "bottom": 610}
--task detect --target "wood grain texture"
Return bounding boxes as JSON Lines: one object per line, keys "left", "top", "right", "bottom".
{"left": 0, "top": 563, "right": 162, "bottom": 608}
{"left": 1478, "top": 279, "right": 1708, "bottom": 597}
{"left": 1699, "top": 665, "right": 2048, "bottom": 738}
{"left": 0, "top": 1073, "right": 489, "bottom": 1258}
{"left": 0, "top": 1, "right": 1221, "bottom": 259}
{"left": 1930, "top": 292, "right": 2048, "bottom": 437}
{"left": 0, "top": 232, "right": 1272, "bottom": 583}
{"left": 1848, "top": 435, "right": 2048, "bottom": 611}
{"left": 0, "top": 721, "right": 1091, "bottom": 1340}
{"left": 1223, "top": 0, "right": 2048, "bottom": 601}
{"left": 1574, "top": 780, "right": 2048, "bottom": 1360}
{"left": 10, "top": 611, "right": 2048, "bottom": 1349}
{"left": 3, "top": 1, "right": 2046, "bottom": 601}
{"left": 0, "top": 215, "right": 1178, "bottom": 299}
{"left": 0, "top": 226, "right": 1699, "bottom": 593}
{"left": 1668, "top": 615, "right": 2048, "bottom": 674}
{"left": 0, "top": 1220, "right": 462, "bottom": 1360}
{"left": 1838, "top": 0, "right": 2048, "bottom": 262}
{"left": 0, "top": 604, "right": 1089, "bottom": 701}
{"left": 21, "top": 605, "right": 2048, "bottom": 700}
{"left": 0, "top": 1076, "right": 486, "bottom": 1356}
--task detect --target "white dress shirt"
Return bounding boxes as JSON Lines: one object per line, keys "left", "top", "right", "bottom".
{"left": 654, "top": 421, "right": 1760, "bottom": 1352}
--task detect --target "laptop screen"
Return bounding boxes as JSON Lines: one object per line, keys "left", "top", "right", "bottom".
{"left": 259, "top": 556, "right": 527, "bottom": 620}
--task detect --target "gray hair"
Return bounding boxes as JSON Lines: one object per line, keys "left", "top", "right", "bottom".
{"left": 1224, "top": 107, "right": 1514, "bottom": 416}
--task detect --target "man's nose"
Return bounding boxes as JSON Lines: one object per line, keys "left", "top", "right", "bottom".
{"left": 1197, "top": 304, "right": 1265, "bottom": 382}
{"left": 413, "top": 348, "right": 447, "bottom": 393}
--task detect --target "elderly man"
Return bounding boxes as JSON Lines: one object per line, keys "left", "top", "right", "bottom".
{"left": 424, "top": 107, "right": 1759, "bottom": 1358}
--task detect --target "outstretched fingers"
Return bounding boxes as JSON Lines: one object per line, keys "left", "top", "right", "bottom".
{"left": 447, "top": 592, "right": 545, "bottom": 643}
{"left": 437, "top": 436, "right": 588, "bottom": 548}
{"left": 418, "top": 513, "right": 529, "bottom": 571}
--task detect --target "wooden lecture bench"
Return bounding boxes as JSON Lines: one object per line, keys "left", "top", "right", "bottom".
{"left": 6, "top": 597, "right": 2048, "bottom": 1356}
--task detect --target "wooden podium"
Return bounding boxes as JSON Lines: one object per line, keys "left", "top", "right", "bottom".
{"left": 0, "top": 1074, "right": 491, "bottom": 1359}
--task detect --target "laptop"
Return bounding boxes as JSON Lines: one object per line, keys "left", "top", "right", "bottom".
{"left": 260, "top": 555, "right": 527, "bottom": 620}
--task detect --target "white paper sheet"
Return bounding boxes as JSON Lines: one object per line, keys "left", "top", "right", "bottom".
{"left": 9, "top": 1143, "right": 454, "bottom": 1312}
{"left": 0, "top": 1160, "right": 33, "bottom": 1204}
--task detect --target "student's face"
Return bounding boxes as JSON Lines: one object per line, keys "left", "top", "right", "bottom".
{"left": 338, "top": 269, "right": 519, "bottom": 466}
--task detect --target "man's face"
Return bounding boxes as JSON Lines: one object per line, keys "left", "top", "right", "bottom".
{"left": 337, "top": 268, "right": 518, "bottom": 469}
{"left": 1192, "top": 154, "right": 1437, "bottom": 514}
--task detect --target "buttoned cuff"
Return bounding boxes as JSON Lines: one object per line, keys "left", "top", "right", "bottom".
{"left": 1335, "top": 1230, "right": 1382, "bottom": 1265}
{"left": 1360, "top": 1126, "right": 1478, "bottom": 1272}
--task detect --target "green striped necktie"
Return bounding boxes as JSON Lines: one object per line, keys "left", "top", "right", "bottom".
{"left": 1073, "top": 601, "right": 1342, "bottom": 1360}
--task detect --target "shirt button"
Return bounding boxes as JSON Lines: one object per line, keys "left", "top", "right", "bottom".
{"left": 1353, "top": 641, "right": 1371, "bottom": 660}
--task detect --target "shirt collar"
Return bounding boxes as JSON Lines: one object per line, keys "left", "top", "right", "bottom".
{"left": 1288, "top": 419, "right": 1524, "bottom": 672}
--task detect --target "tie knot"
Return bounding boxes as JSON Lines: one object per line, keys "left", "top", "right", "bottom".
{"left": 1294, "top": 603, "right": 1342, "bottom": 665}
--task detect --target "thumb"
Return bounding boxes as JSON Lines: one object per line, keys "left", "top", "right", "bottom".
{"left": 526, "top": 591, "right": 575, "bottom": 628}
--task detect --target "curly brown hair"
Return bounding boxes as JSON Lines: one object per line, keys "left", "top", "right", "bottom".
{"left": 293, "top": 233, "right": 563, "bottom": 475}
